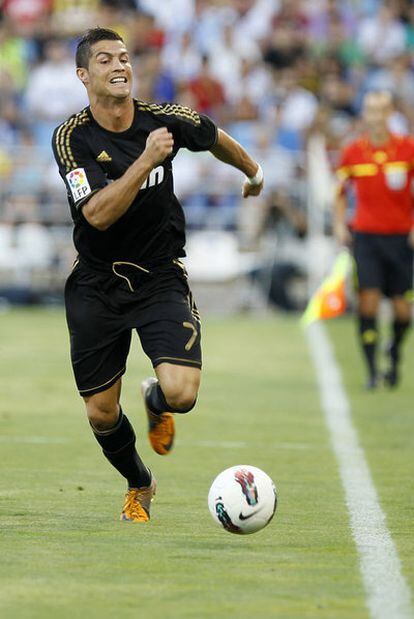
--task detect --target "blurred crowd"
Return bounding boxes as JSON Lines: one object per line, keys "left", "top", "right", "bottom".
{"left": 3, "top": 0, "right": 414, "bottom": 150}
{"left": 2, "top": 0, "right": 414, "bottom": 303}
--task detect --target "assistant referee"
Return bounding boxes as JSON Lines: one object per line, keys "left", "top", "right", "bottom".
{"left": 52, "top": 28, "right": 264, "bottom": 522}
{"left": 334, "top": 91, "right": 414, "bottom": 390}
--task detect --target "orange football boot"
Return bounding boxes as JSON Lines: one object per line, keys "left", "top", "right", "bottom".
{"left": 120, "top": 474, "right": 157, "bottom": 522}
{"left": 141, "top": 377, "right": 175, "bottom": 455}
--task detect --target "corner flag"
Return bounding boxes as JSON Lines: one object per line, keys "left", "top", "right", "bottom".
{"left": 301, "top": 250, "right": 352, "bottom": 327}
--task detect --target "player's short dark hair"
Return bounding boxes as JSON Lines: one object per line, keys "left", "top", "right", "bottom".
{"left": 76, "top": 27, "right": 124, "bottom": 69}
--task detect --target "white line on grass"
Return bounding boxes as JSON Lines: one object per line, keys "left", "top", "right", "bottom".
{"left": 306, "top": 321, "right": 413, "bottom": 619}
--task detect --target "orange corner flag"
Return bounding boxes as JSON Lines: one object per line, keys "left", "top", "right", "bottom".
{"left": 301, "top": 250, "right": 352, "bottom": 327}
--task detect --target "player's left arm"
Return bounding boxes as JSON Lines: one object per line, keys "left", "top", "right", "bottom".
{"left": 173, "top": 109, "right": 263, "bottom": 198}
{"left": 209, "top": 129, "right": 264, "bottom": 198}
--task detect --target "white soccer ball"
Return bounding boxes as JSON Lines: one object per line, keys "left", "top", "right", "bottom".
{"left": 208, "top": 465, "right": 277, "bottom": 535}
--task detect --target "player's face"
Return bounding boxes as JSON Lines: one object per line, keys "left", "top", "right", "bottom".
{"left": 362, "top": 97, "right": 391, "bottom": 133}
{"left": 81, "top": 40, "right": 133, "bottom": 99}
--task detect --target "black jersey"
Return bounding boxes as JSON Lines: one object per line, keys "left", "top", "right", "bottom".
{"left": 52, "top": 99, "right": 217, "bottom": 270}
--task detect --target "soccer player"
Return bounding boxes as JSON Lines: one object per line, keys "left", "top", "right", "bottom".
{"left": 52, "top": 28, "right": 264, "bottom": 522}
{"left": 334, "top": 91, "right": 414, "bottom": 389}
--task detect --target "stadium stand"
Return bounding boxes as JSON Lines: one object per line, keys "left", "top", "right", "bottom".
{"left": 1, "top": 0, "right": 413, "bottom": 309}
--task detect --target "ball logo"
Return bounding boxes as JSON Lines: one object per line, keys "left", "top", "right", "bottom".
{"left": 235, "top": 469, "right": 258, "bottom": 506}
{"left": 215, "top": 499, "right": 241, "bottom": 534}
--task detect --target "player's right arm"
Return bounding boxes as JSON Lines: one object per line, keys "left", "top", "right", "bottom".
{"left": 52, "top": 124, "right": 173, "bottom": 231}
{"left": 84, "top": 128, "right": 173, "bottom": 230}
{"left": 333, "top": 147, "right": 353, "bottom": 246}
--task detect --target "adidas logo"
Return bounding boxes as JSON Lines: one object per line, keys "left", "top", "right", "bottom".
{"left": 96, "top": 150, "right": 112, "bottom": 162}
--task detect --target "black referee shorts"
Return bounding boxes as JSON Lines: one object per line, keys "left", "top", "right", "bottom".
{"left": 353, "top": 232, "right": 413, "bottom": 297}
{"left": 64, "top": 260, "right": 201, "bottom": 397}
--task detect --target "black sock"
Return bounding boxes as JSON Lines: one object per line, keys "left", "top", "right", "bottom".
{"left": 91, "top": 410, "right": 151, "bottom": 488}
{"left": 358, "top": 316, "right": 378, "bottom": 377}
{"left": 389, "top": 319, "right": 411, "bottom": 364}
{"left": 146, "top": 381, "right": 196, "bottom": 414}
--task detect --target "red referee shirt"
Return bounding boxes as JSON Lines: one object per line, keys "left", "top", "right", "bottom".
{"left": 336, "top": 133, "right": 414, "bottom": 234}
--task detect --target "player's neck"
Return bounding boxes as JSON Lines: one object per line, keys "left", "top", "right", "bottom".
{"left": 367, "top": 128, "right": 390, "bottom": 147}
{"left": 89, "top": 96, "right": 135, "bottom": 132}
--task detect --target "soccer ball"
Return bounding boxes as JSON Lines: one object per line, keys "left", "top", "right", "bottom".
{"left": 208, "top": 465, "right": 277, "bottom": 535}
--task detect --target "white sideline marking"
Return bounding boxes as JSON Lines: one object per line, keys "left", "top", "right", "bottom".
{"left": 306, "top": 322, "right": 413, "bottom": 619}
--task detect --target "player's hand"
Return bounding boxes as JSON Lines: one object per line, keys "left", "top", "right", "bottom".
{"left": 144, "top": 127, "right": 174, "bottom": 166}
{"left": 334, "top": 221, "right": 352, "bottom": 247}
{"left": 242, "top": 179, "right": 264, "bottom": 198}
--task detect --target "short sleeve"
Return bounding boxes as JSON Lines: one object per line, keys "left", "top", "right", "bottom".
{"left": 175, "top": 109, "right": 218, "bottom": 152}
{"left": 52, "top": 124, "right": 107, "bottom": 213}
{"left": 405, "top": 136, "right": 414, "bottom": 169}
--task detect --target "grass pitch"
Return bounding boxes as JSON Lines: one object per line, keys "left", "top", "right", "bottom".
{"left": 0, "top": 309, "right": 413, "bottom": 619}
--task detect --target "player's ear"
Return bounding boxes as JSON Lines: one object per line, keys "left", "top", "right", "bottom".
{"left": 76, "top": 67, "right": 89, "bottom": 87}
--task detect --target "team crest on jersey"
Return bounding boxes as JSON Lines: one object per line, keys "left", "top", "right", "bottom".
{"left": 384, "top": 167, "right": 407, "bottom": 191}
{"left": 66, "top": 168, "right": 91, "bottom": 202}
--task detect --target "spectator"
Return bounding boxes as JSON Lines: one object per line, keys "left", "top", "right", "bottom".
{"left": 50, "top": 0, "right": 98, "bottom": 35}
{"left": 231, "top": 0, "right": 277, "bottom": 44}
{"left": 364, "top": 54, "right": 414, "bottom": 123}
{"left": 191, "top": 0, "right": 235, "bottom": 55}
{"left": 24, "top": 37, "right": 88, "bottom": 146}
{"left": 310, "top": 13, "right": 363, "bottom": 70}
{"left": 262, "top": 0, "right": 309, "bottom": 71}
{"left": 134, "top": 49, "right": 175, "bottom": 102}
{"left": 273, "top": 66, "right": 318, "bottom": 150}
{"left": 138, "top": 0, "right": 194, "bottom": 37}
{"left": 2, "top": 0, "right": 51, "bottom": 37}
{"left": 128, "top": 11, "right": 165, "bottom": 56}
{"left": 0, "top": 18, "right": 30, "bottom": 91}
{"left": 308, "top": 0, "right": 357, "bottom": 43}
{"left": 357, "top": 2, "right": 406, "bottom": 65}
{"left": 319, "top": 71, "right": 356, "bottom": 119}
{"left": 162, "top": 30, "right": 201, "bottom": 85}
{"left": 208, "top": 22, "right": 261, "bottom": 103}
{"left": 186, "top": 55, "right": 227, "bottom": 120}
{"left": 0, "top": 96, "right": 27, "bottom": 146}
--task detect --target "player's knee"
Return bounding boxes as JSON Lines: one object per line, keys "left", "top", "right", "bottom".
{"left": 169, "top": 393, "right": 197, "bottom": 413}
{"left": 85, "top": 400, "right": 119, "bottom": 431}
{"left": 163, "top": 383, "right": 199, "bottom": 413}
{"left": 358, "top": 290, "right": 381, "bottom": 316}
{"left": 157, "top": 366, "right": 200, "bottom": 413}
{"left": 392, "top": 298, "right": 412, "bottom": 322}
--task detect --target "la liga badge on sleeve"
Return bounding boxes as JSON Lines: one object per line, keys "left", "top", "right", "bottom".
{"left": 66, "top": 168, "right": 92, "bottom": 202}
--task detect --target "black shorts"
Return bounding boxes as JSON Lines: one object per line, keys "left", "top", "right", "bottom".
{"left": 353, "top": 232, "right": 413, "bottom": 297}
{"left": 65, "top": 259, "right": 201, "bottom": 397}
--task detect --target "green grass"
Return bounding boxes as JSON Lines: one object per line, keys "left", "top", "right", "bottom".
{"left": 0, "top": 309, "right": 412, "bottom": 618}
